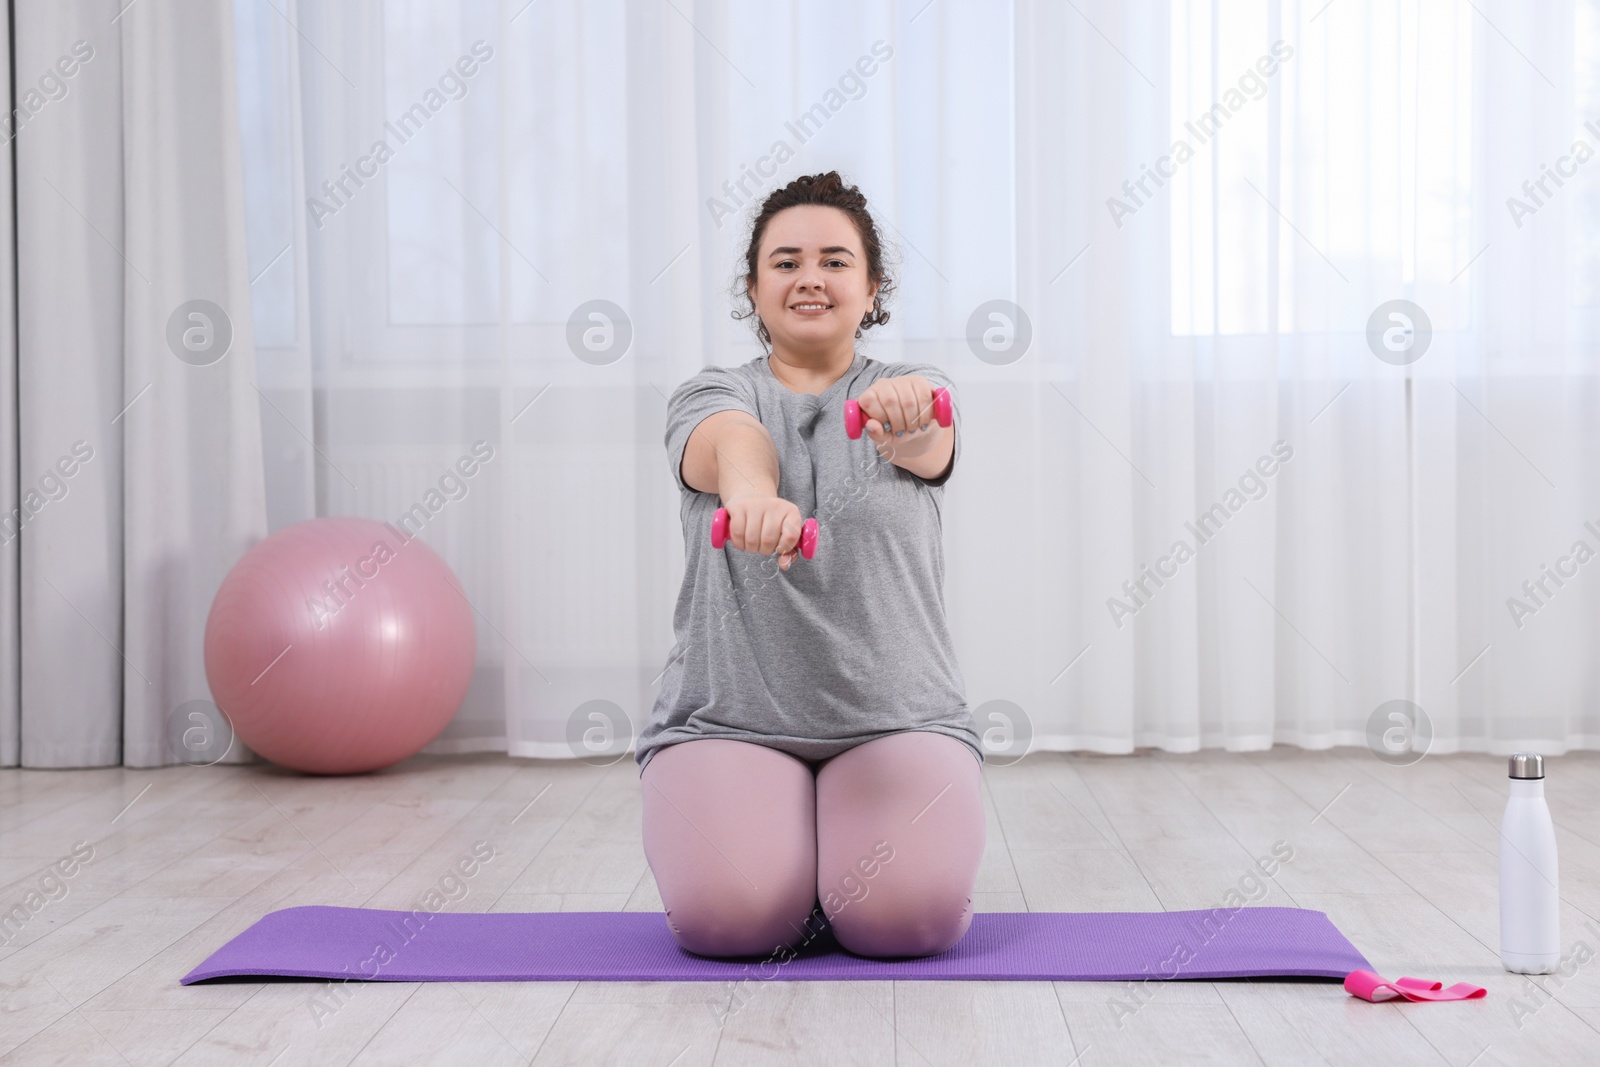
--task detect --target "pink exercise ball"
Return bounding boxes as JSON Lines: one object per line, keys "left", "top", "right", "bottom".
{"left": 204, "top": 517, "right": 476, "bottom": 775}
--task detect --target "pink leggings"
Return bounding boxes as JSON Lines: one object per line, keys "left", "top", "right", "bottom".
{"left": 640, "top": 731, "right": 985, "bottom": 959}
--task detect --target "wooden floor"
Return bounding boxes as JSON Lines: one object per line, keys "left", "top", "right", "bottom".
{"left": 0, "top": 746, "right": 1596, "bottom": 1065}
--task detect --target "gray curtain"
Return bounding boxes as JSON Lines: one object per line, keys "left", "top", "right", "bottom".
{"left": 2, "top": 0, "right": 266, "bottom": 768}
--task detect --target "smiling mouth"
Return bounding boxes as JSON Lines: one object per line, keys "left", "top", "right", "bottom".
{"left": 789, "top": 302, "right": 833, "bottom": 311}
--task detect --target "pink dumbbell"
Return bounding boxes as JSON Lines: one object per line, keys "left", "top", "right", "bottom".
{"left": 712, "top": 507, "right": 819, "bottom": 560}
{"left": 844, "top": 387, "right": 952, "bottom": 439}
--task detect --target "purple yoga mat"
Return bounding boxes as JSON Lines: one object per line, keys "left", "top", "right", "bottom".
{"left": 181, "top": 906, "right": 1369, "bottom": 984}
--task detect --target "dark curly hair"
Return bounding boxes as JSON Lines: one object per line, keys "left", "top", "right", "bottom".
{"left": 731, "top": 171, "right": 895, "bottom": 350}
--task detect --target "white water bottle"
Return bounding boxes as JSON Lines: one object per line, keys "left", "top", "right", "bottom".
{"left": 1499, "top": 753, "right": 1560, "bottom": 974}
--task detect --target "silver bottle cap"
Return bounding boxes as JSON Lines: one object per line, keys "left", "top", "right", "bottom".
{"left": 1508, "top": 753, "right": 1544, "bottom": 779}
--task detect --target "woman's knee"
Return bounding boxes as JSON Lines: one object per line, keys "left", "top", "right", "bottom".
{"left": 827, "top": 878, "right": 975, "bottom": 958}
{"left": 667, "top": 878, "right": 822, "bottom": 958}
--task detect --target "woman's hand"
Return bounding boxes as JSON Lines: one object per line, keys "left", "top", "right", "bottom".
{"left": 719, "top": 492, "right": 806, "bottom": 570}
{"left": 856, "top": 375, "right": 952, "bottom": 474}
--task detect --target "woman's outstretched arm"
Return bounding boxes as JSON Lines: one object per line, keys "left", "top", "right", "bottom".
{"left": 681, "top": 409, "right": 806, "bottom": 567}
{"left": 680, "top": 409, "right": 778, "bottom": 499}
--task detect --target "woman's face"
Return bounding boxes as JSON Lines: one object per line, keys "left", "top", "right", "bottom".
{"left": 747, "top": 205, "right": 878, "bottom": 354}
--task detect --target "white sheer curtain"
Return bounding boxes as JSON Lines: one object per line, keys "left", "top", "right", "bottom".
{"left": 230, "top": 0, "right": 1600, "bottom": 766}
{"left": 0, "top": 0, "right": 266, "bottom": 769}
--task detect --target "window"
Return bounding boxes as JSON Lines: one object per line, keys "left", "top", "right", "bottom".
{"left": 1169, "top": 0, "right": 1473, "bottom": 336}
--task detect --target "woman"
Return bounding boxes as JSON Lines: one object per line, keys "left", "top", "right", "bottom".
{"left": 638, "top": 171, "right": 984, "bottom": 960}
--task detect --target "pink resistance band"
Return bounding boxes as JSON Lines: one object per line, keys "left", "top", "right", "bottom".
{"left": 1345, "top": 970, "right": 1488, "bottom": 1003}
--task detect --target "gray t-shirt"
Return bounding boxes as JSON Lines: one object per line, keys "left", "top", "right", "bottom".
{"left": 637, "top": 351, "right": 982, "bottom": 774}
